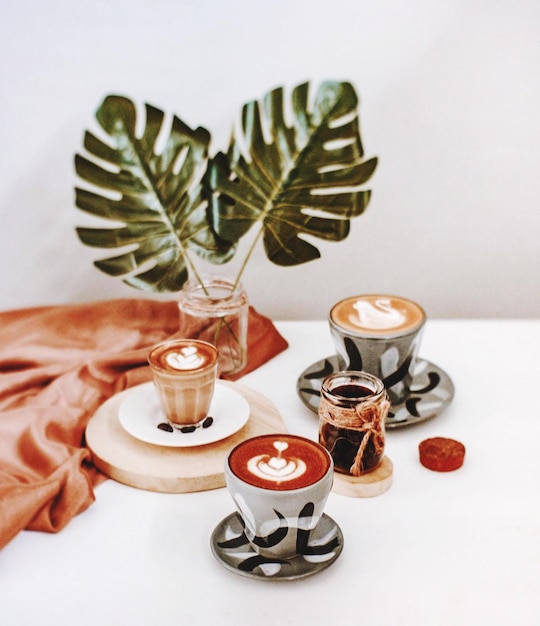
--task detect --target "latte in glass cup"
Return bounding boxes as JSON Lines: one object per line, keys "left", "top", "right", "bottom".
{"left": 148, "top": 339, "right": 219, "bottom": 428}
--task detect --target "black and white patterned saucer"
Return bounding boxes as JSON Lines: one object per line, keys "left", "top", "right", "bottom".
{"left": 211, "top": 512, "right": 343, "bottom": 581}
{"left": 297, "top": 356, "right": 454, "bottom": 429}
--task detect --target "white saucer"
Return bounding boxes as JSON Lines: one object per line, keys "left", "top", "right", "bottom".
{"left": 211, "top": 512, "right": 343, "bottom": 581}
{"left": 118, "top": 382, "right": 250, "bottom": 447}
{"left": 297, "top": 356, "right": 454, "bottom": 429}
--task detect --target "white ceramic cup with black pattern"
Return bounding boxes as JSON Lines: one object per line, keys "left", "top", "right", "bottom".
{"left": 329, "top": 294, "right": 426, "bottom": 404}
{"left": 225, "top": 434, "right": 334, "bottom": 560}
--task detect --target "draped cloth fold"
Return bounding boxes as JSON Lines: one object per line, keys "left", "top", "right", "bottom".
{"left": 0, "top": 299, "right": 288, "bottom": 549}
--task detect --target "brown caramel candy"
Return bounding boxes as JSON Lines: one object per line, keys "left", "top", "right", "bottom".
{"left": 418, "top": 437, "right": 465, "bottom": 472}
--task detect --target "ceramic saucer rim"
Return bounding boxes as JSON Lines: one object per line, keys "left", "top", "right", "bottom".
{"left": 118, "top": 381, "right": 250, "bottom": 447}
{"left": 210, "top": 512, "right": 344, "bottom": 582}
{"left": 296, "top": 355, "right": 454, "bottom": 429}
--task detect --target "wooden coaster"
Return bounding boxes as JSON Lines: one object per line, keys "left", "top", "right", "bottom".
{"left": 332, "top": 456, "right": 393, "bottom": 498}
{"left": 85, "top": 380, "right": 287, "bottom": 494}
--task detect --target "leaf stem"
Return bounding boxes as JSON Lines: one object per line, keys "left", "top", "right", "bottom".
{"left": 231, "top": 222, "right": 265, "bottom": 290}
{"left": 184, "top": 249, "right": 211, "bottom": 296}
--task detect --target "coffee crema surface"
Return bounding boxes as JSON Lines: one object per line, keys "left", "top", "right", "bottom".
{"left": 330, "top": 294, "right": 425, "bottom": 337}
{"left": 149, "top": 340, "right": 218, "bottom": 372}
{"left": 228, "top": 434, "right": 331, "bottom": 491}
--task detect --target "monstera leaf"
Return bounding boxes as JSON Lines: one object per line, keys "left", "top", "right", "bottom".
{"left": 208, "top": 80, "right": 378, "bottom": 266}
{"left": 75, "top": 95, "right": 234, "bottom": 292}
{"left": 75, "top": 81, "right": 378, "bottom": 292}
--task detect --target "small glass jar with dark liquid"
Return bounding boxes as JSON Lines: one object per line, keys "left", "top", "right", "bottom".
{"left": 318, "top": 371, "right": 390, "bottom": 476}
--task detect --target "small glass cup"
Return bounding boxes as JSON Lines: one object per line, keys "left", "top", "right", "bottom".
{"left": 178, "top": 276, "right": 248, "bottom": 378}
{"left": 148, "top": 339, "right": 219, "bottom": 428}
{"left": 318, "top": 371, "right": 390, "bottom": 476}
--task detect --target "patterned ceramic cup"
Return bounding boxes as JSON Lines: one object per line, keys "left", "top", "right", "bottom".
{"left": 329, "top": 294, "right": 426, "bottom": 404}
{"left": 225, "top": 434, "right": 334, "bottom": 559}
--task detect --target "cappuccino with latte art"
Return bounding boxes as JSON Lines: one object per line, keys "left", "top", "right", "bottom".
{"left": 329, "top": 294, "right": 426, "bottom": 404}
{"left": 148, "top": 339, "right": 218, "bottom": 427}
{"left": 225, "top": 434, "right": 334, "bottom": 559}
{"left": 228, "top": 434, "right": 331, "bottom": 491}
{"left": 330, "top": 295, "right": 425, "bottom": 338}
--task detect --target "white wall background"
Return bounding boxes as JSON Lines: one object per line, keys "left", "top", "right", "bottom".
{"left": 1, "top": 0, "right": 539, "bottom": 320}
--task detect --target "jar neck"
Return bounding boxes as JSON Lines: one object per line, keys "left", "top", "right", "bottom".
{"left": 319, "top": 375, "right": 390, "bottom": 431}
{"left": 321, "top": 371, "right": 385, "bottom": 409}
{"left": 183, "top": 276, "right": 244, "bottom": 303}
{"left": 321, "top": 387, "right": 385, "bottom": 410}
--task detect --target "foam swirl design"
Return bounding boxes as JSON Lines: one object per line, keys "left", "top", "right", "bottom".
{"left": 246, "top": 441, "right": 307, "bottom": 484}
{"left": 165, "top": 346, "right": 206, "bottom": 370}
{"left": 350, "top": 297, "right": 406, "bottom": 331}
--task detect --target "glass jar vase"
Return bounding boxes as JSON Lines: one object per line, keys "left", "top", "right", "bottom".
{"left": 177, "top": 276, "right": 248, "bottom": 378}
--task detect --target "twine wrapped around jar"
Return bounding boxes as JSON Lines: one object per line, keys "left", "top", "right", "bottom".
{"left": 318, "top": 372, "right": 390, "bottom": 476}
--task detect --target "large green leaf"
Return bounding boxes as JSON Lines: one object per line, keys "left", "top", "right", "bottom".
{"left": 75, "top": 95, "right": 234, "bottom": 292}
{"left": 208, "top": 81, "right": 378, "bottom": 266}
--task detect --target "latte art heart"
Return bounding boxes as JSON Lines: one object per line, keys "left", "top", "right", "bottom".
{"left": 273, "top": 441, "right": 288, "bottom": 454}
{"left": 247, "top": 452, "right": 307, "bottom": 483}
{"left": 269, "top": 457, "right": 288, "bottom": 470}
{"left": 228, "top": 434, "right": 331, "bottom": 490}
{"left": 165, "top": 346, "right": 206, "bottom": 370}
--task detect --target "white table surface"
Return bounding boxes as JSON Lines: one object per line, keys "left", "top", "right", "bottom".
{"left": 1, "top": 320, "right": 539, "bottom": 626}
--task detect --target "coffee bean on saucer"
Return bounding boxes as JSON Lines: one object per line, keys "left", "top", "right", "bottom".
{"left": 180, "top": 425, "right": 197, "bottom": 433}
{"left": 157, "top": 422, "right": 174, "bottom": 433}
{"left": 202, "top": 416, "right": 214, "bottom": 429}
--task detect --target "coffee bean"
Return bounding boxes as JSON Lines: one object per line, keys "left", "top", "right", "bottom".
{"left": 157, "top": 422, "right": 174, "bottom": 433}
{"left": 180, "top": 425, "right": 197, "bottom": 433}
{"left": 202, "top": 416, "right": 214, "bottom": 429}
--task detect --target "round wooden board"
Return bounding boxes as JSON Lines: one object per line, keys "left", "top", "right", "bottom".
{"left": 85, "top": 380, "right": 287, "bottom": 493}
{"left": 332, "top": 456, "right": 393, "bottom": 498}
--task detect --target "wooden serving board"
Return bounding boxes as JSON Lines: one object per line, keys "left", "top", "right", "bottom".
{"left": 332, "top": 456, "right": 393, "bottom": 498}
{"left": 85, "top": 380, "right": 287, "bottom": 493}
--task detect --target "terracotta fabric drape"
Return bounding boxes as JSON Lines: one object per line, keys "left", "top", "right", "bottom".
{"left": 0, "top": 299, "right": 288, "bottom": 549}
